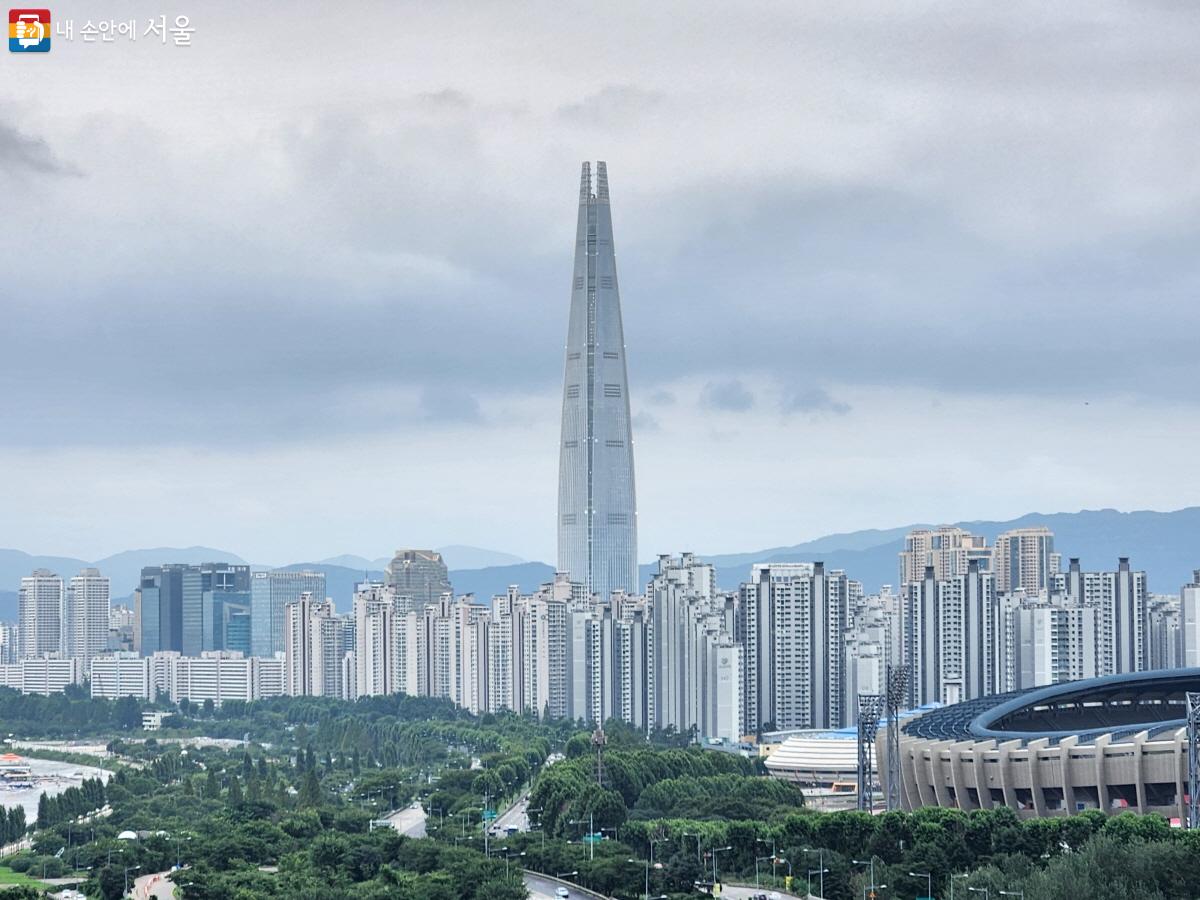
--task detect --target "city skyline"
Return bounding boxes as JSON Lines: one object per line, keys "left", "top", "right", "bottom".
{"left": 4, "top": 2, "right": 1200, "bottom": 565}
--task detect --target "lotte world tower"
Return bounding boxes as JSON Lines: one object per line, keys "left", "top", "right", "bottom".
{"left": 557, "top": 162, "right": 638, "bottom": 598}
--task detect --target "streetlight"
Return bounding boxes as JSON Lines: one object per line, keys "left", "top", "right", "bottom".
{"left": 756, "top": 855, "right": 773, "bottom": 888}
{"left": 951, "top": 874, "right": 969, "bottom": 900}
{"left": 504, "top": 849, "right": 526, "bottom": 879}
{"left": 803, "top": 847, "right": 827, "bottom": 898}
{"left": 999, "top": 892, "right": 1024, "bottom": 900}
{"left": 854, "top": 857, "right": 879, "bottom": 900}
{"left": 682, "top": 831, "right": 702, "bottom": 866}
{"left": 808, "top": 868, "right": 830, "bottom": 898}
{"left": 758, "top": 837, "right": 778, "bottom": 884}
{"left": 568, "top": 814, "right": 596, "bottom": 861}
{"left": 910, "top": 871, "right": 932, "bottom": 899}
{"left": 124, "top": 864, "right": 141, "bottom": 896}
{"left": 968, "top": 888, "right": 989, "bottom": 900}
{"left": 709, "top": 845, "right": 732, "bottom": 887}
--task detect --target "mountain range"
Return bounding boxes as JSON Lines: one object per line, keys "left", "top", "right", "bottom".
{"left": 0, "top": 507, "right": 1197, "bottom": 618}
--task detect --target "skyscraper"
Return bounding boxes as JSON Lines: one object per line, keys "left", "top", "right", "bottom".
{"left": 65, "top": 568, "right": 110, "bottom": 665}
{"left": 250, "top": 569, "right": 327, "bottom": 658}
{"left": 385, "top": 550, "right": 451, "bottom": 607}
{"left": 18, "top": 569, "right": 63, "bottom": 659}
{"left": 557, "top": 161, "right": 638, "bottom": 598}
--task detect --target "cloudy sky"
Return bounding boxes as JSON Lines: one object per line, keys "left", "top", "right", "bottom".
{"left": 2, "top": 1, "right": 1199, "bottom": 566}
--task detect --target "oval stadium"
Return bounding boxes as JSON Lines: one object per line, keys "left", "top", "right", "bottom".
{"left": 891, "top": 667, "right": 1200, "bottom": 820}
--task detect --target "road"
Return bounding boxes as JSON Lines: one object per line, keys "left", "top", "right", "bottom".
{"left": 382, "top": 801, "right": 428, "bottom": 837}
{"left": 718, "top": 884, "right": 805, "bottom": 899}
{"left": 131, "top": 870, "right": 178, "bottom": 900}
{"left": 522, "top": 871, "right": 607, "bottom": 900}
{"left": 489, "top": 792, "right": 531, "bottom": 837}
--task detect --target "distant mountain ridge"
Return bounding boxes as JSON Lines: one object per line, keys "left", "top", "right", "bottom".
{"left": 1, "top": 507, "right": 1197, "bottom": 619}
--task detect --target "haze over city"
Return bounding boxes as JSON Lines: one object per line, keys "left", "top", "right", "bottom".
{"left": 5, "top": 1, "right": 1199, "bottom": 566}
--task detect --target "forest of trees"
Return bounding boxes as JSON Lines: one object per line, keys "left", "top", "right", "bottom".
{"left": 0, "top": 691, "right": 1198, "bottom": 898}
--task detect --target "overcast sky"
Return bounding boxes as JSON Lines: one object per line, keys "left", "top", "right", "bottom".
{"left": 2, "top": 1, "right": 1199, "bottom": 566}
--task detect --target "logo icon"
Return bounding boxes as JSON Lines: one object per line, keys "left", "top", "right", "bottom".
{"left": 9, "top": 9, "right": 50, "bottom": 52}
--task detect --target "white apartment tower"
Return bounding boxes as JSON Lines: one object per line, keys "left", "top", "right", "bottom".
{"left": 18, "top": 569, "right": 63, "bottom": 659}
{"left": 737, "top": 562, "right": 858, "bottom": 734}
{"left": 65, "top": 568, "right": 110, "bottom": 665}
{"left": 284, "top": 593, "right": 349, "bottom": 698}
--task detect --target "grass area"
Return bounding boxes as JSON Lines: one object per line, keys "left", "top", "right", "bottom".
{"left": 0, "top": 866, "right": 50, "bottom": 887}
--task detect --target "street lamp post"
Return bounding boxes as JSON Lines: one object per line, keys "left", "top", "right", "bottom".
{"left": 809, "top": 868, "right": 831, "bottom": 898}
{"left": 682, "top": 831, "right": 702, "bottom": 866}
{"left": 951, "top": 874, "right": 969, "bottom": 900}
{"left": 854, "top": 857, "right": 879, "bottom": 900}
{"left": 709, "top": 845, "right": 732, "bottom": 887}
{"left": 124, "top": 864, "right": 141, "bottom": 896}
{"left": 999, "top": 891, "right": 1024, "bottom": 900}
{"left": 504, "top": 850, "right": 525, "bottom": 879}
{"left": 909, "top": 871, "right": 932, "bottom": 899}
{"left": 568, "top": 813, "right": 596, "bottom": 861}
{"left": 804, "top": 847, "right": 827, "bottom": 898}
{"left": 758, "top": 838, "right": 778, "bottom": 884}
{"left": 968, "top": 888, "right": 989, "bottom": 900}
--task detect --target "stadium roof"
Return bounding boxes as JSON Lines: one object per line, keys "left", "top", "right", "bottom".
{"left": 902, "top": 668, "right": 1200, "bottom": 746}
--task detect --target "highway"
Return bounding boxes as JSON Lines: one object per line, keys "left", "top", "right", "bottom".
{"left": 489, "top": 791, "right": 531, "bottom": 837}
{"left": 382, "top": 801, "right": 428, "bottom": 838}
{"left": 522, "top": 870, "right": 606, "bottom": 900}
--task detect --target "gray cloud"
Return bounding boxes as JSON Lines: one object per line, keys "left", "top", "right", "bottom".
{"left": 2, "top": 1, "right": 1199, "bottom": 453}
{"left": 632, "top": 411, "right": 661, "bottom": 432}
{"left": 420, "top": 386, "right": 482, "bottom": 424}
{"left": 783, "top": 387, "right": 851, "bottom": 416}
{"left": 701, "top": 379, "right": 755, "bottom": 412}
{"left": 0, "top": 122, "right": 80, "bottom": 176}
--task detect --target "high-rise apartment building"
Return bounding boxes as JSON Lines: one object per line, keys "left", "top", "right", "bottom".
{"left": 902, "top": 561, "right": 998, "bottom": 706}
{"left": 1010, "top": 601, "right": 1097, "bottom": 690}
{"left": 899, "top": 526, "right": 991, "bottom": 586}
{"left": 64, "top": 568, "right": 110, "bottom": 665}
{"left": 557, "top": 161, "right": 638, "bottom": 599}
{"left": 1056, "top": 557, "right": 1148, "bottom": 675}
{"left": 648, "top": 554, "right": 740, "bottom": 741}
{"left": 250, "top": 569, "right": 326, "bottom": 658}
{"left": 994, "top": 526, "right": 1059, "bottom": 593}
{"left": 385, "top": 550, "right": 452, "bottom": 606}
{"left": 18, "top": 569, "right": 64, "bottom": 659}
{"left": 283, "top": 592, "right": 351, "bottom": 699}
{"left": 1182, "top": 571, "right": 1200, "bottom": 668}
{"left": 737, "top": 562, "right": 859, "bottom": 734}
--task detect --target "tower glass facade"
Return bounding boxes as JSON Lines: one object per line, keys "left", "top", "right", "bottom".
{"left": 557, "top": 161, "right": 638, "bottom": 598}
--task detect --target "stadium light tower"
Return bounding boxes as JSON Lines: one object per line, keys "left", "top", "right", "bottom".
{"left": 886, "top": 664, "right": 909, "bottom": 811}
{"left": 1188, "top": 692, "right": 1200, "bottom": 828}
{"left": 857, "top": 693, "right": 885, "bottom": 812}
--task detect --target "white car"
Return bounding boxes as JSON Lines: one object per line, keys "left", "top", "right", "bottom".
{"left": 556, "top": 888, "right": 570, "bottom": 898}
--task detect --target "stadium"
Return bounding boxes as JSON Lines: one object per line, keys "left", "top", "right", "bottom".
{"left": 892, "top": 668, "right": 1200, "bottom": 820}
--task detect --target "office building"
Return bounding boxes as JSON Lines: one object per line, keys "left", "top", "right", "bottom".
{"left": 385, "top": 550, "right": 451, "bottom": 607}
{"left": 557, "top": 161, "right": 638, "bottom": 599}
{"left": 250, "top": 569, "right": 326, "bottom": 658}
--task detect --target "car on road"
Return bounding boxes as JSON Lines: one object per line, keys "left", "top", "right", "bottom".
{"left": 555, "top": 889, "right": 570, "bottom": 898}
